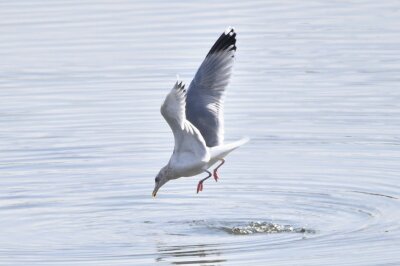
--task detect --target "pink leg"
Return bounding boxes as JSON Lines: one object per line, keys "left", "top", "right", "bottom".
{"left": 197, "top": 170, "right": 212, "bottom": 194}
{"left": 213, "top": 159, "right": 225, "bottom": 182}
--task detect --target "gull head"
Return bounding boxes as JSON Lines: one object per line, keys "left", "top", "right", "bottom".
{"left": 152, "top": 166, "right": 171, "bottom": 197}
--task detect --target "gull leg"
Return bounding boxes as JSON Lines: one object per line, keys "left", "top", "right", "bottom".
{"left": 197, "top": 170, "right": 212, "bottom": 194}
{"left": 213, "top": 159, "right": 225, "bottom": 182}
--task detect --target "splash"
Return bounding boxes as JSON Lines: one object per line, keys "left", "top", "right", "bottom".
{"left": 221, "top": 221, "right": 315, "bottom": 235}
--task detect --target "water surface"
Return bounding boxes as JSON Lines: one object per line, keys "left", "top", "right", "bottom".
{"left": 1, "top": 1, "right": 400, "bottom": 265}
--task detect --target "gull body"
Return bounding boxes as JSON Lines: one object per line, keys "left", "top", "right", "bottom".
{"left": 153, "top": 27, "right": 249, "bottom": 197}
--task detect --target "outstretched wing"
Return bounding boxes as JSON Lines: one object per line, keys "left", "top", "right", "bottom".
{"left": 161, "top": 81, "right": 208, "bottom": 161}
{"left": 161, "top": 81, "right": 187, "bottom": 132}
{"left": 186, "top": 27, "right": 237, "bottom": 147}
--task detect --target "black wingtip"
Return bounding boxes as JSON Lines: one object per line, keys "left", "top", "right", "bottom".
{"left": 175, "top": 80, "right": 186, "bottom": 93}
{"left": 206, "top": 27, "right": 237, "bottom": 57}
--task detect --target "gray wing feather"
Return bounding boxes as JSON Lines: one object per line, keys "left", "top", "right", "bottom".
{"left": 186, "top": 27, "right": 237, "bottom": 147}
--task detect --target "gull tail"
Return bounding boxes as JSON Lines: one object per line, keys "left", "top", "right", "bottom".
{"left": 209, "top": 137, "right": 249, "bottom": 162}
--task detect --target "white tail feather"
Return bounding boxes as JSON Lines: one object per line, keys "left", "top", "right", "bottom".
{"left": 208, "top": 137, "right": 249, "bottom": 166}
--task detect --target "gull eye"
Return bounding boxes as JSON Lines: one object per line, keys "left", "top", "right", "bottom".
{"left": 155, "top": 177, "right": 160, "bottom": 183}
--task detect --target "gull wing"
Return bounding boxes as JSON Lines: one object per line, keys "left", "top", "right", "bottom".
{"left": 186, "top": 27, "right": 237, "bottom": 147}
{"left": 161, "top": 81, "right": 208, "bottom": 163}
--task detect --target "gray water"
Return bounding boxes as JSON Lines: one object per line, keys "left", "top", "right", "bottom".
{"left": 1, "top": 1, "right": 400, "bottom": 265}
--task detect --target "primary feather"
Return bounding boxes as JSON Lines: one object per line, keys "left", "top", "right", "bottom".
{"left": 186, "top": 27, "right": 237, "bottom": 147}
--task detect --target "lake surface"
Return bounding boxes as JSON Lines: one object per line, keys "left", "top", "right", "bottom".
{"left": 1, "top": 1, "right": 400, "bottom": 265}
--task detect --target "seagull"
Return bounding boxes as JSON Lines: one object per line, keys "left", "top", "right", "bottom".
{"left": 152, "top": 27, "right": 249, "bottom": 197}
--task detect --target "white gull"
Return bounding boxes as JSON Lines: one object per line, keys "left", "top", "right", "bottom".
{"left": 152, "top": 27, "right": 249, "bottom": 197}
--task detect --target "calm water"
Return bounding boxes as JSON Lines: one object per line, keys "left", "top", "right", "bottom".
{"left": 1, "top": 1, "right": 400, "bottom": 265}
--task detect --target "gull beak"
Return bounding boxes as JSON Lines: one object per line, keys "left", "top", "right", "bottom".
{"left": 152, "top": 183, "right": 161, "bottom": 198}
{"left": 152, "top": 178, "right": 168, "bottom": 198}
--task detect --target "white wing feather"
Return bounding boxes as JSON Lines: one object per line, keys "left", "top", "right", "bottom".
{"left": 161, "top": 81, "right": 209, "bottom": 173}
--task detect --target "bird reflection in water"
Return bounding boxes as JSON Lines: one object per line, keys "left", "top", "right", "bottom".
{"left": 156, "top": 243, "right": 227, "bottom": 265}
